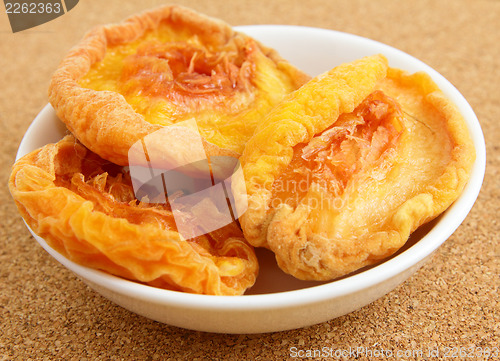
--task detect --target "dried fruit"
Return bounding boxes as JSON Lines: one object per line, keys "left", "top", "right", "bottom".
{"left": 238, "top": 55, "right": 475, "bottom": 280}
{"left": 48, "top": 5, "right": 310, "bottom": 165}
{"left": 9, "top": 135, "right": 258, "bottom": 295}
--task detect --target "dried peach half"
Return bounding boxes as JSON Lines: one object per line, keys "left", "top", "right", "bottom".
{"left": 9, "top": 135, "right": 258, "bottom": 295}
{"left": 237, "top": 54, "right": 475, "bottom": 280}
{"left": 48, "top": 5, "right": 310, "bottom": 165}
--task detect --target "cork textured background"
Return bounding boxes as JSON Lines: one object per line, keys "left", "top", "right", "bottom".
{"left": 1, "top": 0, "right": 498, "bottom": 359}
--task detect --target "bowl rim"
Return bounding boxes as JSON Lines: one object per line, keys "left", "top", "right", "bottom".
{"left": 17, "top": 24, "right": 486, "bottom": 312}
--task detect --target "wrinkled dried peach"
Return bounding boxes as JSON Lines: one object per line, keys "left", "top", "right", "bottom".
{"left": 49, "top": 5, "right": 310, "bottom": 165}
{"left": 238, "top": 55, "right": 475, "bottom": 280}
{"left": 9, "top": 135, "right": 258, "bottom": 295}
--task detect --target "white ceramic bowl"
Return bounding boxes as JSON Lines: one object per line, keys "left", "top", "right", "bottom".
{"left": 16, "top": 25, "right": 485, "bottom": 334}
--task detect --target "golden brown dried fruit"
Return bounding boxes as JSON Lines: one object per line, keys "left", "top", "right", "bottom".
{"left": 48, "top": 5, "right": 310, "bottom": 165}
{"left": 9, "top": 135, "right": 258, "bottom": 295}
{"left": 237, "top": 54, "right": 475, "bottom": 280}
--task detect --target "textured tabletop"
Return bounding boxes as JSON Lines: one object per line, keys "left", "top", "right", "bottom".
{"left": 1, "top": 0, "right": 498, "bottom": 359}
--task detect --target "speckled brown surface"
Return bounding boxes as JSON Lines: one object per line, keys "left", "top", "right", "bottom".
{"left": 1, "top": 0, "right": 498, "bottom": 359}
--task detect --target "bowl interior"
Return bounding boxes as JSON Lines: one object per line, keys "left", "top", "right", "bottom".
{"left": 16, "top": 25, "right": 485, "bottom": 309}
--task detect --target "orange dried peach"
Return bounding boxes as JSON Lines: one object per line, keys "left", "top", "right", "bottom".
{"left": 237, "top": 55, "right": 475, "bottom": 280}
{"left": 9, "top": 135, "right": 258, "bottom": 295}
{"left": 49, "top": 5, "right": 310, "bottom": 165}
